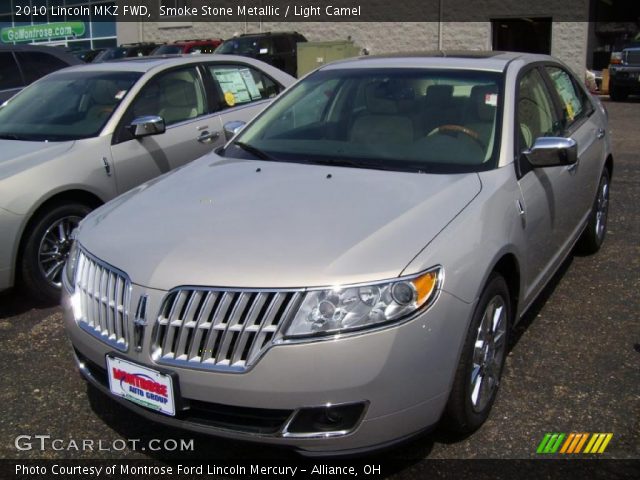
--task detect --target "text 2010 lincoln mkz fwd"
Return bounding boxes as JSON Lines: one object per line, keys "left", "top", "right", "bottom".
{"left": 63, "top": 52, "right": 612, "bottom": 455}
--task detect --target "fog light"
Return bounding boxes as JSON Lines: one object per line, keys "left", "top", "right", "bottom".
{"left": 285, "top": 402, "right": 367, "bottom": 436}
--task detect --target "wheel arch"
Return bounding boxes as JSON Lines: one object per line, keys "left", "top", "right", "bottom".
{"left": 12, "top": 189, "right": 104, "bottom": 285}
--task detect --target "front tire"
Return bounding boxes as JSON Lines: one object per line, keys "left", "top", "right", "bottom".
{"left": 444, "top": 273, "right": 511, "bottom": 434}
{"left": 20, "top": 202, "right": 91, "bottom": 304}
{"left": 577, "top": 168, "right": 610, "bottom": 254}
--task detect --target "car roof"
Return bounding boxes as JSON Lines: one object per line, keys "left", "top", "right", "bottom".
{"left": 59, "top": 54, "right": 265, "bottom": 73}
{"left": 0, "top": 43, "right": 82, "bottom": 64}
{"left": 320, "top": 51, "right": 555, "bottom": 72}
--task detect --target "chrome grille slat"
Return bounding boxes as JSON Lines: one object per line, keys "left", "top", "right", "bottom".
{"left": 74, "top": 250, "right": 130, "bottom": 351}
{"left": 153, "top": 288, "right": 299, "bottom": 372}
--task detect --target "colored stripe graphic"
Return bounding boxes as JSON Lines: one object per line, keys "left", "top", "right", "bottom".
{"left": 537, "top": 433, "right": 613, "bottom": 454}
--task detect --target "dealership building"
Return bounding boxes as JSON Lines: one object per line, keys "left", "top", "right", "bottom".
{"left": 1, "top": 0, "right": 638, "bottom": 76}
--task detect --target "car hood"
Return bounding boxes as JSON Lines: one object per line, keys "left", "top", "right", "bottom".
{"left": 0, "top": 139, "right": 75, "bottom": 181}
{"left": 79, "top": 156, "right": 481, "bottom": 290}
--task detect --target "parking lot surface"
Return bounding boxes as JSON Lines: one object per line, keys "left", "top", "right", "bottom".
{"left": 0, "top": 100, "right": 638, "bottom": 468}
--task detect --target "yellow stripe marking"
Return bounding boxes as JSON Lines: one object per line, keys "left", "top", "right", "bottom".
{"left": 560, "top": 433, "right": 575, "bottom": 454}
{"left": 574, "top": 433, "right": 589, "bottom": 453}
{"left": 584, "top": 433, "right": 599, "bottom": 453}
{"left": 590, "top": 433, "right": 606, "bottom": 453}
{"left": 597, "top": 433, "right": 613, "bottom": 453}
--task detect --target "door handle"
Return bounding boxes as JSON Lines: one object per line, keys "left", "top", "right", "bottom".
{"left": 197, "top": 130, "right": 220, "bottom": 144}
{"left": 596, "top": 128, "right": 605, "bottom": 140}
{"left": 567, "top": 158, "right": 580, "bottom": 173}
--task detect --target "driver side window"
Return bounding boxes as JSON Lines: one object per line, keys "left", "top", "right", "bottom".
{"left": 517, "top": 69, "right": 560, "bottom": 150}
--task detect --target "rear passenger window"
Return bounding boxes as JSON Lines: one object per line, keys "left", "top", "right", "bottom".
{"left": 545, "top": 66, "right": 593, "bottom": 129}
{"left": 0, "top": 52, "right": 22, "bottom": 90}
{"left": 208, "top": 64, "right": 282, "bottom": 109}
{"left": 15, "top": 52, "right": 68, "bottom": 84}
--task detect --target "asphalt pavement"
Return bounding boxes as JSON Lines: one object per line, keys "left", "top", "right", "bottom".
{"left": 0, "top": 99, "right": 638, "bottom": 471}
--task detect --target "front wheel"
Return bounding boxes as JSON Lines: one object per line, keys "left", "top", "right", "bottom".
{"left": 20, "top": 203, "right": 92, "bottom": 304}
{"left": 577, "top": 168, "right": 610, "bottom": 254}
{"left": 444, "top": 273, "right": 511, "bottom": 433}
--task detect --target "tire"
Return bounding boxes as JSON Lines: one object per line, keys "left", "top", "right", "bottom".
{"left": 444, "top": 273, "right": 511, "bottom": 434}
{"left": 20, "top": 202, "right": 92, "bottom": 304}
{"left": 577, "top": 168, "right": 610, "bottom": 255}
{"left": 609, "top": 83, "right": 628, "bottom": 102}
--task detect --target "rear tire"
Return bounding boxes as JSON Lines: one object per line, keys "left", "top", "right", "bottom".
{"left": 20, "top": 202, "right": 91, "bottom": 304}
{"left": 444, "top": 273, "right": 511, "bottom": 434}
{"left": 577, "top": 168, "right": 610, "bottom": 255}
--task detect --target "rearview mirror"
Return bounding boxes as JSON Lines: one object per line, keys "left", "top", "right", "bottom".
{"left": 128, "top": 115, "right": 166, "bottom": 138}
{"left": 524, "top": 137, "right": 577, "bottom": 168}
{"left": 223, "top": 120, "right": 246, "bottom": 141}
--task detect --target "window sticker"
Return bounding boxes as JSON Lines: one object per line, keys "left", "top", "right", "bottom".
{"left": 484, "top": 93, "right": 498, "bottom": 107}
{"left": 114, "top": 90, "right": 127, "bottom": 100}
{"left": 212, "top": 67, "right": 262, "bottom": 104}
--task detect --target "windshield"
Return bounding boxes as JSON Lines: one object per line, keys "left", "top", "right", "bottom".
{"left": 216, "top": 37, "right": 267, "bottom": 56}
{"left": 225, "top": 68, "right": 504, "bottom": 173}
{"left": 153, "top": 45, "right": 183, "bottom": 55}
{"left": 0, "top": 70, "right": 141, "bottom": 142}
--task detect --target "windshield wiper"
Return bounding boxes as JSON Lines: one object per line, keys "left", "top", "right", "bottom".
{"left": 233, "top": 141, "right": 275, "bottom": 161}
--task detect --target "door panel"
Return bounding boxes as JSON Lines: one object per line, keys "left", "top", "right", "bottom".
{"left": 110, "top": 66, "right": 224, "bottom": 194}
{"left": 516, "top": 68, "right": 572, "bottom": 302}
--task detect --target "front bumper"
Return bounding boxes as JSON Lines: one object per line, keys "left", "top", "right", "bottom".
{"left": 609, "top": 67, "right": 640, "bottom": 91}
{"left": 63, "top": 284, "right": 473, "bottom": 454}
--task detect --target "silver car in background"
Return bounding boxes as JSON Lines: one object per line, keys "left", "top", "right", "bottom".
{"left": 63, "top": 52, "right": 612, "bottom": 455}
{"left": 0, "top": 55, "right": 294, "bottom": 302}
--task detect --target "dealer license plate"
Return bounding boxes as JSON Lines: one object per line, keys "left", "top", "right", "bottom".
{"left": 106, "top": 356, "right": 176, "bottom": 416}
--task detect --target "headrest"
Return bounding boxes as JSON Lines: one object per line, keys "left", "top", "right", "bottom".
{"left": 425, "top": 84, "right": 454, "bottom": 107}
{"left": 161, "top": 79, "right": 197, "bottom": 107}
{"left": 364, "top": 81, "right": 415, "bottom": 115}
{"left": 470, "top": 84, "right": 498, "bottom": 122}
{"left": 91, "top": 80, "right": 118, "bottom": 105}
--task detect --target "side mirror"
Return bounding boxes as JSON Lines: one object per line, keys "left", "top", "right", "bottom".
{"left": 128, "top": 115, "right": 165, "bottom": 138}
{"left": 223, "top": 120, "right": 246, "bottom": 141}
{"left": 524, "top": 137, "right": 577, "bottom": 168}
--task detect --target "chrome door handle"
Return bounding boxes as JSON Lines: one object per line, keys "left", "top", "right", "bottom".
{"left": 596, "top": 128, "right": 605, "bottom": 140}
{"left": 197, "top": 130, "right": 220, "bottom": 143}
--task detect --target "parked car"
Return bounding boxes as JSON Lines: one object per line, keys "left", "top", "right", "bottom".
{"left": 0, "top": 56, "right": 294, "bottom": 302}
{"left": 609, "top": 42, "right": 640, "bottom": 101}
{"left": 0, "top": 44, "right": 81, "bottom": 103}
{"left": 216, "top": 32, "right": 307, "bottom": 76}
{"left": 62, "top": 52, "right": 612, "bottom": 455}
{"left": 152, "top": 39, "right": 223, "bottom": 55}
{"left": 75, "top": 48, "right": 106, "bottom": 63}
{"left": 92, "top": 43, "right": 163, "bottom": 63}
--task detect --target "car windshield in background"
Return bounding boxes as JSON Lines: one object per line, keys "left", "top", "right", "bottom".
{"left": 226, "top": 68, "right": 504, "bottom": 173}
{"left": 153, "top": 45, "right": 183, "bottom": 55}
{"left": 0, "top": 71, "right": 141, "bottom": 142}
{"left": 216, "top": 37, "right": 265, "bottom": 56}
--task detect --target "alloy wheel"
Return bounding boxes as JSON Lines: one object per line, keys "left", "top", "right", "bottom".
{"left": 37, "top": 215, "right": 82, "bottom": 288}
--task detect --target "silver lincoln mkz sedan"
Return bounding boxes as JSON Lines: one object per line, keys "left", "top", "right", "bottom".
{"left": 63, "top": 52, "right": 612, "bottom": 455}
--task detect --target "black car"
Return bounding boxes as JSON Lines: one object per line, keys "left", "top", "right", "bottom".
{"left": 92, "top": 43, "right": 164, "bottom": 63}
{"left": 215, "top": 31, "right": 307, "bottom": 77}
{"left": 609, "top": 41, "right": 640, "bottom": 101}
{"left": 0, "top": 44, "right": 82, "bottom": 103}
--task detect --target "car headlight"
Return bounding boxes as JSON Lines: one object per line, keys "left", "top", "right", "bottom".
{"left": 284, "top": 267, "right": 442, "bottom": 338}
{"left": 64, "top": 237, "right": 80, "bottom": 289}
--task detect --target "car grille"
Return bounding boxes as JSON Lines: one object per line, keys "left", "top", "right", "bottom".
{"left": 74, "top": 250, "right": 130, "bottom": 351}
{"left": 152, "top": 289, "right": 303, "bottom": 372}
{"left": 625, "top": 51, "right": 640, "bottom": 65}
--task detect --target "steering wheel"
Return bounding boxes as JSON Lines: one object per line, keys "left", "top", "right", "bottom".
{"left": 428, "top": 124, "right": 485, "bottom": 150}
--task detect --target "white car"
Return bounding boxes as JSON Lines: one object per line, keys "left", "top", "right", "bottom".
{"left": 0, "top": 55, "right": 294, "bottom": 302}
